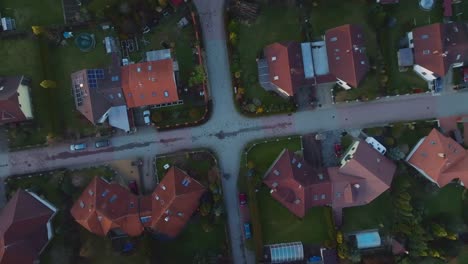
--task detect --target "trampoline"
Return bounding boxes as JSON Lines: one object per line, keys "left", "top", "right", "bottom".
{"left": 75, "top": 33, "right": 96, "bottom": 52}
{"left": 419, "top": 0, "right": 434, "bottom": 11}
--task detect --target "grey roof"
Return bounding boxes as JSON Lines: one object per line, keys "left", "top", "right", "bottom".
{"left": 0, "top": 76, "right": 21, "bottom": 100}
{"left": 311, "top": 40, "right": 330, "bottom": 76}
{"left": 108, "top": 105, "right": 130, "bottom": 132}
{"left": 146, "top": 49, "right": 172, "bottom": 62}
{"left": 398, "top": 48, "right": 414, "bottom": 67}
{"left": 301, "top": 42, "right": 315, "bottom": 79}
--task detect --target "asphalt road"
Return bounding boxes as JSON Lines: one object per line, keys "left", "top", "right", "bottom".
{"left": 2, "top": 1, "right": 468, "bottom": 264}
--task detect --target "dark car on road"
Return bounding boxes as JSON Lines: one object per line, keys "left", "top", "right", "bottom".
{"left": 239, "top": 192, "right": 247, "bottom": 206}
{"left": 243, "top": 223, "right": 252, "bottom": 239}
{"left": 95, "top": 139, "right": 110, "bottom": 148}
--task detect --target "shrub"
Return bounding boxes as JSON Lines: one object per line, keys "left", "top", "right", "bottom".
{"left": 151, "top": 111, "right": 163, "bottom": 123}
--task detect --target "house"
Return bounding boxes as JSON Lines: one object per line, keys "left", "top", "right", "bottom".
{"left": 325, "top": 24, "right": 369, "bottom": 90}
{"left": 0, "top": 189, "right": 57, "bottom": 264}
{"left": 330, "top": 140, "right": 395, "bottom": 224}
{"left": 121, "top": 50, "right": 181, "bottom": 108}
{"left": 70, "top": 177, "right": 151, "bottom": 237}
{"left": 0, "top": 76, "right": 34, "bottom": 125}
{"left": 257, "top": 42, "right": 305, "bottom": 98}
{"left": 264, "top": 150, "right": 332, "bottom": 218}
{"left": 263, "top": 140, "right": 396, "bottom": 224}
{"left": 406, "top": 128, "right": 468, "bottom": 187}
{"left": 71, "top": 54, "right": 130, "bottom": 132}
{"left": 71, "top": 167, "right": 205, "bottom": 239}
{"left": 410, "top": 22, "right": 468, "bottom": 81}
{"left": 150, "top": 167, "right": 206, "bottom": 238}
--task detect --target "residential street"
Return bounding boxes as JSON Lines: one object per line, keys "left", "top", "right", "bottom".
{"left": 1, "top": 1, "right": 468, "bottom": 264}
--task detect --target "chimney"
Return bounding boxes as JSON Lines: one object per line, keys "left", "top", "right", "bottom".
{"left": 161, "top": 185, "right": 166, "bottom": 190}
{"left": 354, "top": 184, "right": 360, "bottom": 189}
{"left": 294, "top": 199, "right": 301, "bottom": 204}
{"left": 298, "top": 184, "right": 302, "bottom": 189}
{"left": 438, "top": 153, "right": 446, "bottom": 158}
{"left": 164, "top": 216, "right": 170, "bottom": 222}
{"left": 270, "top": 189, "right": 276, "bottom": 194}
{"left": 273, "top": 76, "right": 279, "bottom": 80}
{"left": 271, "top": 56, "right": 277, "bottom": 61}
{"left": 272, "top": 182, "right": 278, "bottom": 188}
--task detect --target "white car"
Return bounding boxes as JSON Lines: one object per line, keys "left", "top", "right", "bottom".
{"left": 143, "top": 110, "right": 151, "bottom": 125}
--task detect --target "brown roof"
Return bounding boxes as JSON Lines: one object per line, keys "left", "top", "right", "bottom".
{"left": 263, "top": 149, "right": 332, "bottom": 218}
{"left": 121, "top": 60, "right": 180, "bottom": 108}
{"left": 71, "top": 54, "right": 125, "bottom": 124}
{"left": 325, "top": 24, "right": 369, "bottom": 87}
{"left": 71, "top": 168, "right": 205, "bottom": 238}
{"left": 263, "top": 42, "right": 305, "bottom": 96}
{"left": 0, "top": 76, "right": 29, "bottom": 124}
{"left": 0, "top": 189, "right": 56, "bottom": 264}
{"left": 407, "top": 128, "right": 468, "bottom": 187}
{"left": 70, "top": 177, "right": 148, "bottom": 237}
{"left": 413, "top": 23, "right": 468, "bottom": 77}
{"left": 264, "top": 140, "right": 396, "bottom": 222}
{"left": 151, "top": 167, "right": 206, "bottom": 238}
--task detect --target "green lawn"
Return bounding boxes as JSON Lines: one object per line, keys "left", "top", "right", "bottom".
{"left": 239, "top": 137, "right": 334, "bottom": 252}
{"left": 152, "top": 220, "right": 228, "bottom": 263}
{"left": 0, "top": 0, "right": 64, "bottom": 30}
{"left": 341, "top": 192, "right": 392, "bottom": 233}
{"left": 45, "top": 28, "right": 112, "bottom": 135}
{"left": 0, "top": 38, "right": 49, "bottom": 147}
{"left": 245, "top": 137, "right": 302, "bottom": 176}
{"left": 422, "top": 185, "right": 465, "bottom": 221}
{"left": 154, "top": 151, "right": 228, "bottom": 263}
{"left": 236, "top": 3, "right": 301, "bottom": 110}
{"left": 129, "top": 11, "right": 196, "bottom": 85}
{"left": 257, "top": 187, "right": 334, "bottom": 244}
{"left": 1, "top": 27, "right": 114, "bottom": 147}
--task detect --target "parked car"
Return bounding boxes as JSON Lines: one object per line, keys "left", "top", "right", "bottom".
{"left": 128, "top": 180, "right": 139, "bottom": 195}
{"left": 95, "top": 139, "right": 110, "bottom": 148}
{"left": 243, "top": 223, "right": 252, "bottom": 239}
{"left": 239, "top": 192, "right": 247, "bottom": 206}
{"left": 70, "top": 143, "right": 87, "bottom": 151}
{"left": 334, "top": 143, "right": 343, "bottom": 157}
{"left": 143, "top": 110, "right": 151, "bottom": 125}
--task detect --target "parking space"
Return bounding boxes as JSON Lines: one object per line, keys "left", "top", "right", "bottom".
{"left": 295, "top": 85, "right": 315, "bottom": 110}
{"left": 314, "top": 130, "right": 344, "bottom": 167}
{"left": 132, "top": 107, "right": 149, "bottom": 127}
{"left": 315, "top": 82, "right": 335, "bottom": 107}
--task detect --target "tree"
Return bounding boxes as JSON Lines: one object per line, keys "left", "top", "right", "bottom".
{"left": 431, "top": 223, "right": 448, "bottom": 238}
{"left": 189, "top": 108, "right": 202, "bottom": 120}
{"left": 229, "top": 32, "right": 237, "bottom": 45}
{"left": 199, "top": 202, "right": 212, "bottom": 217}
{"left": 188, "top": 66, "right": 206, "bottom": 87}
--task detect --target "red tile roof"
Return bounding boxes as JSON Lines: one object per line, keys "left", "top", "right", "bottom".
{"left": 121, "top": 60, "right": 179, "bottom": 108}
{"left": 264, "top": 140, "right": 396, "bottom": 222}
{"left": 263, "top": 150, "right": 332, "bottom": 218}
{"left": 413, "top": 23, "right": 468, "bottom": 77}
{"left": 0, "top": 76, "right": 29, "bottom": 125}
{"left": 71, "top": 167, "right": 205, "bottom": 238}
{"left": 407, "top": 128, "right": 468, "bottom": 187}
{"left": 264, "top": 42, "right": 305, "bottom": 96}
{"left": 70, "top": 177, "right": 148, "bottom": 237}
{"left": 151, "top": 167, "right": 206, "bottom": 238}
{"left": 0, "top": 190, "right": 56, "bottom": 264}
{"left": 325, "top": 24, "right": 369, "bottom": 88}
